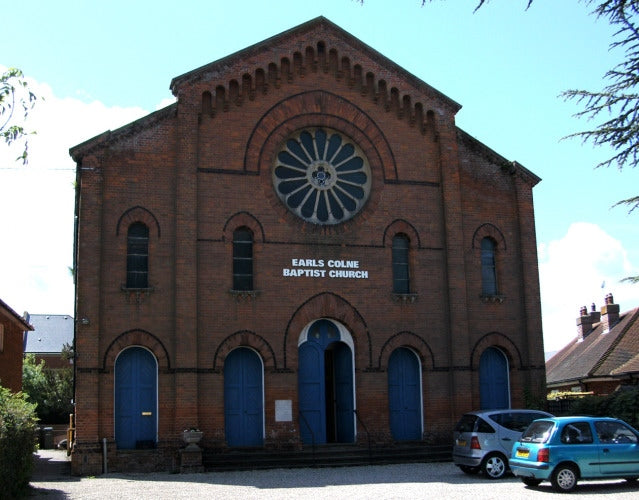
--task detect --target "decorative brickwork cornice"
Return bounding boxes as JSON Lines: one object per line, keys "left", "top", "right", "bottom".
{"left": 457, "top": 128, "right": 541, "bottom": 187}
{"left": 69, "top": 105, "right": 176, "bottom": 161}
{"left": 172, "top": 17, "right": 459, "bottom": 142}
{"left": 171, "top": 17, "right": 460, "bottom": 113}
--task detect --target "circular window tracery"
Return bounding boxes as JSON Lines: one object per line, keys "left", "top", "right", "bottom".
{"left": 273, "top": 128, "right": 371, "bottom": 225}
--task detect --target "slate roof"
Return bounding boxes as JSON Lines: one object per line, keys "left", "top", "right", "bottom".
{"left": 23, "top": 313, "right": 73, "bottom": 354}
{"left": 546, "top": 307, "right": 639, "bottom": 386}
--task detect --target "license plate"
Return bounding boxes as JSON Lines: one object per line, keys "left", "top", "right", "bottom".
{"left": 516, "top": 449, "right": 529, "bottom": 458}
{"left": 456, "top": 439, "right": 467, "bottom": 447}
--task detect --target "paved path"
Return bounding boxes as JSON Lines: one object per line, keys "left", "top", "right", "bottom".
{"left": 28, "top": 449, "right": 639, "bottom": 499}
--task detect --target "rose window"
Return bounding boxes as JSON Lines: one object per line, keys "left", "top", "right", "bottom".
{"left": 273, "top": 128, "right": 371, "bottom": 225}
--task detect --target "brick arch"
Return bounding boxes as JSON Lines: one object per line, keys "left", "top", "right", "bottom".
{"left": 283, "top": 292, "right": 371, "bottom": 370}
{"left": 102, "top": 329, "right": 170, "bottom": 371}
{"left": 116, "top": 206, "right": 161, "bottom": 238}
{"left": 383, "top": 219, "right": 421, "bottom": 248}
{"left": 378, "top": 331, "right": 434, "bottom": 371}
{"left": 470, "top": 332, "right": 522, "bottom": 371}
{"left": 222, "top": 211, "right": 265, "bottom": 243}
{"left": 213, "top": 330, "right": 276, "bottom": 372}
{"left": 247, "top": 90, "right": 395, "bottom": 178}
{"left": 247, "top": 91, "right": 392, "bottom": 233}
{"left": 472, "top": 223, "right": 506, "bottom": 251}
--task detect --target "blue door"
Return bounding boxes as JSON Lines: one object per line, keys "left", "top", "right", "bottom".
{"left": 224, "top": 348, "right": 264, "bottom": 447}
{"left": 298, "top": 341, "right": 326, "bottom": 444}
{"left": 479, "top": 347, "right": 509, "bottom": 409}
{"left": 388, "top": 348, "right": 422, "bottom": 441}
{"left": 115, "top": 347, "right": 157, "bottom": 449}
{"left": 298, "top": 320, "right": 354, "bottom": 445}
{"left": 334, "top": 342, "right": 354, "bottom": 442}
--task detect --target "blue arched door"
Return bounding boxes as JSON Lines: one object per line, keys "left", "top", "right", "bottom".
{"left": 298, "top": 320, "right": 354, "bottom": 445}
{"left": 224, "top": 348, "right": 264, "bottom": 447}
{"left": 115, "top": 347, "right": 157, "bottom": 449}
{"left": 479, "top": 347, "right": 510, "bottom": 409}
{"left": 388, "top": 347, "right": 422, "bottom": 441}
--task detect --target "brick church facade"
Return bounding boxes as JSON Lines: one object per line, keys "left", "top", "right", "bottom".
{"left": 69, "top": 17, "right": 546, "bottom": 474}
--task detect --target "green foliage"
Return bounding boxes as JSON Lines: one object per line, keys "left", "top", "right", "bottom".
{"left": 568, "top": 387, "right": 639, "bottom": 428}
{"left": 0, "top": 385, "right": 39, "bottom": 498}
{"left": 563, "top": 1, "right": 639, "bottom": 175}
{"left": 22, "top": 352, "right": 74, "bottom": 424}
{"left": 0, "top": 67, "right": 39, "bottom": 164}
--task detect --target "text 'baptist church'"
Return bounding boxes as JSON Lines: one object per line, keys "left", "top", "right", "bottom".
{"left": 282, "top": 259, "right": 369, "bottom": 279}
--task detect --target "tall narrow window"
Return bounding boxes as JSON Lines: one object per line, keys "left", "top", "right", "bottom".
{"left": 392, "top": 234, "right": 410, "bottom": 294}
{"left": 481, "top": 237, "right": 497, "bottom": 295}
{"left": 126, "top": 222, "right": 149, "bottom": 288}
{"left": 233, "top": 227, "right": 253, "bottom": 291}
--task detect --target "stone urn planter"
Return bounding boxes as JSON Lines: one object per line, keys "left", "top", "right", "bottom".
{"left": 182, "top": 429, "right": 204, "bottom": 450}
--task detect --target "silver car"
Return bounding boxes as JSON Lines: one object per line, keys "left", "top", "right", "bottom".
{"left": 453, "top": 409, "right": 553, "bottom": 479}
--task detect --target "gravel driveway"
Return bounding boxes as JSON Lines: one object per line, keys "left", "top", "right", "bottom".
{"left": 28, "top": 449, "right": 639, "bottom": 499}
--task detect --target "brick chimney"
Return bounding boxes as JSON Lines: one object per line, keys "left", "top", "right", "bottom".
{"left": 576, "top": 303, "right": 601, "bottom": 341}
{"left": 577, "top": 306, "right": 592, "bottom": 341}
{"left": 601, "top": 293, "right": 620, "bottom": 333}
{"left": 589, "top": 302, "right": 601, "bottom": 323}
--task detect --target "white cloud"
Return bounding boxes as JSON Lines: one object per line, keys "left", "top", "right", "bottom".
{"left": 539, "top": 222, "right": 639, "bottom": 353}
{"left": 0, "top": 70, "right": 151, "bottom": 315}
{"left": 0, "top": 68, "right": 148, "bottom": 170}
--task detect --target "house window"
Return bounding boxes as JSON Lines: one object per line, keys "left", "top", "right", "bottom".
{"left": 126, "top": 222, "right": 149, "bottom": 289}
{"left": 392, "top": 234, "right": 410, "bottom": 294}
{"left": 481, "top": 237, "right": 497, "bottom": 295}
{"left": 233, "top": 227, "right": 253, "bottom": 291}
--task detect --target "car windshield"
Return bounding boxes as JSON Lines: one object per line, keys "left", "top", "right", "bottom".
{"left": 520, "top": 420, "right": 554, "bottom": 443}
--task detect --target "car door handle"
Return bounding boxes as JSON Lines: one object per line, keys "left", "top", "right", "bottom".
{"left": 502, "top": 438, "right": 512, "bottom": 441}
{"left": 141, "top": 411, "right": 152, "bottom": 416}
{"left": 603, "top": 448, "right": 610, "bottom": 453}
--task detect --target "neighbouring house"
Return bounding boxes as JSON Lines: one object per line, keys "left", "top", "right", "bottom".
{"left": 0, "top": 298, "right": 33, "bottom": 392}
{"left": 69, "top": 16, "right": 546, "bottom": 474}
{"left": 23, "top": 313, "right": 74, "bottom": 369}
{"left": 546, "top": 293, "right": 639, "bottom": 396}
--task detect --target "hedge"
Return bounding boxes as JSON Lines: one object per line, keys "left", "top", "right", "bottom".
{"left": 566, "top": 386, "right": 639, "bottom": 428}
{"left": 0, "top": 385, "right": 39, "bottom": 498}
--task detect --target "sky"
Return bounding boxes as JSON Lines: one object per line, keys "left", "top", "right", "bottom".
{"left": 1, "top": 0, "right": 638, "bottom": 355}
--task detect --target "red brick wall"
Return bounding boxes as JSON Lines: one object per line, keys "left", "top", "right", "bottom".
{"left": 71, "top": 20, "right": 546, "bottom": 474}
{"left": 0, "top": 319, "right": 24, "bottom": 392}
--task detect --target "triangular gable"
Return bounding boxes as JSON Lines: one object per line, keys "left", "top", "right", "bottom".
{"left": 170, "top": 16, "right": 461, "bottom": 115}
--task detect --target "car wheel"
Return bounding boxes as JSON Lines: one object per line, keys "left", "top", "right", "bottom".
{"left": 458, "top": 465, "right": 480, "bottom": 475}
{"left": 551, "top": 464, "right": 578, "bottom": 492}
{"left": 521, "top": 478, "right": 542, "bottom": 488}
{"left": 482, "top": 453, "right": 508, "bottom": 479}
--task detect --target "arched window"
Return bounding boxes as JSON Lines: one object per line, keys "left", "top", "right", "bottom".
{"left": 481, "top": 237, "right": 497, "bottom": 295}
{"left": 233, "top": 227, "right": 253, "bottom": 291}
{"left": 392, "top": 234, "right": 410, "bottom": 294}
{"left": 126, "top": 222, "right": 149, "bottom": 288}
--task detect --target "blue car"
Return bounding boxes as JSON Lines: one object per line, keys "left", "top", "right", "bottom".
{"left": 509, "top": 416, "right": 639, "bottom": 492}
